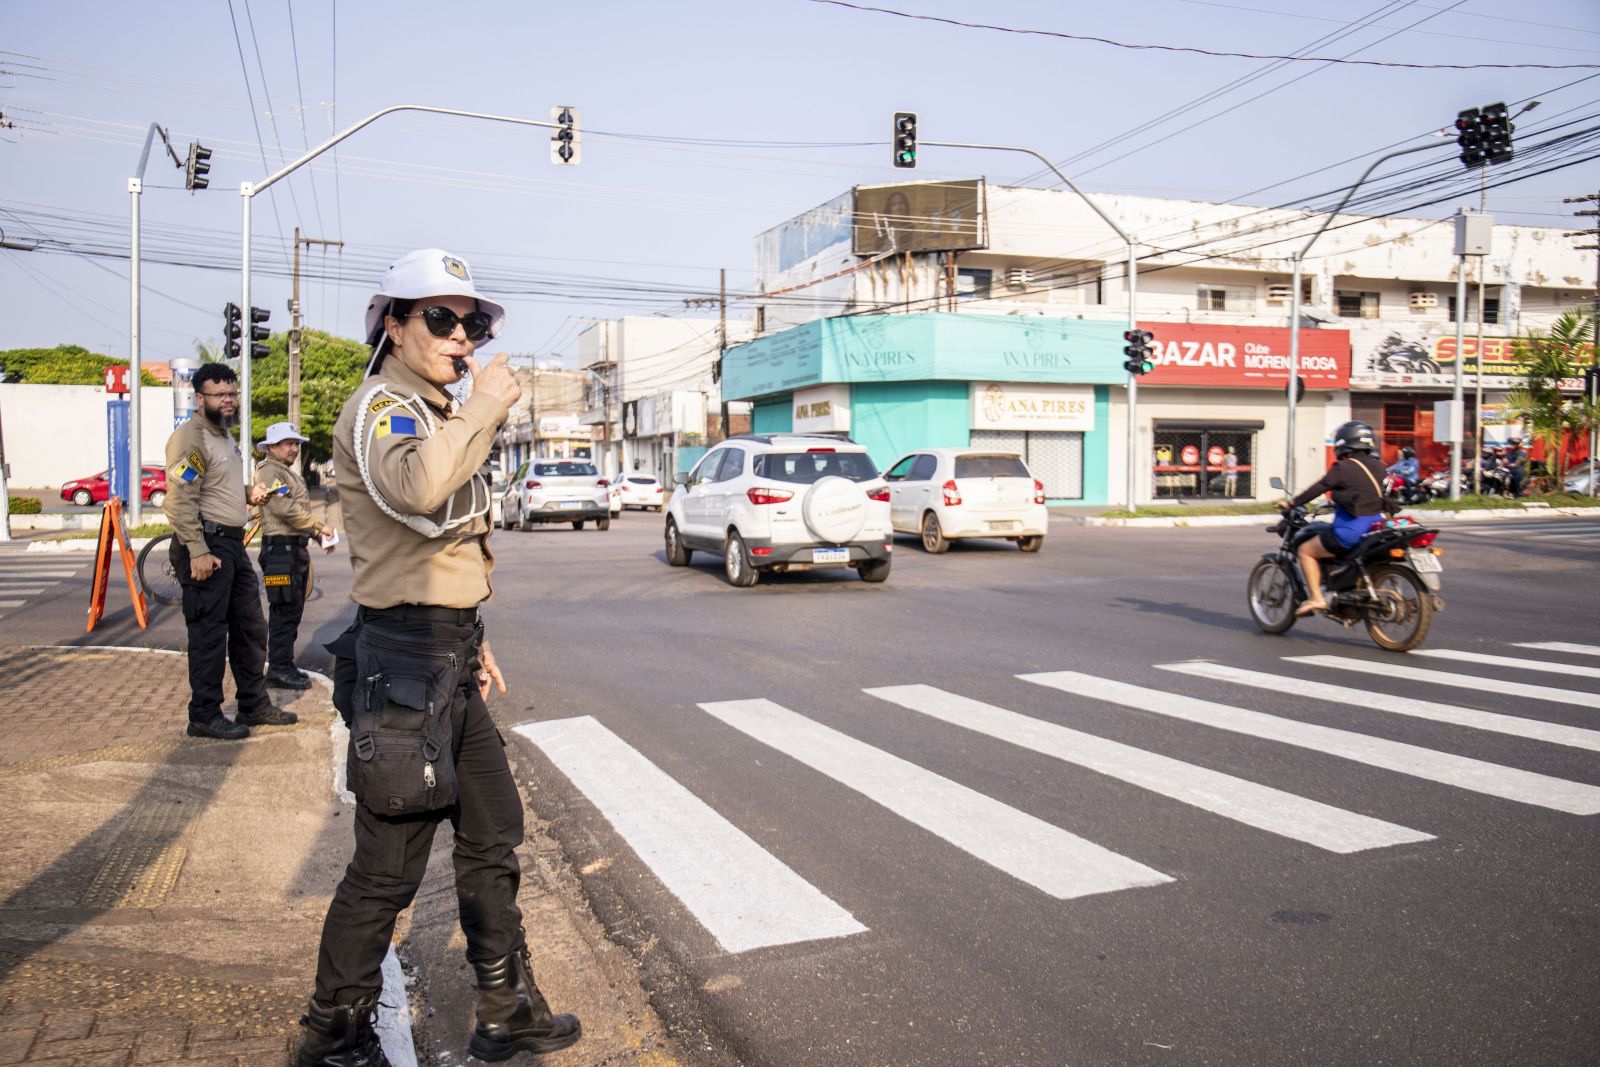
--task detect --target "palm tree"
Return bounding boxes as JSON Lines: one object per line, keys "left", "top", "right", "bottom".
{"left": 1504, "top": 308, "right": 1598, "bottom": 488}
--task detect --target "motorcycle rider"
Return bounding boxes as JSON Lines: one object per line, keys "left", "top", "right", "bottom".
{"left": 1504, "top": 437, "right": 1528, "bottom": 497}
{"left": 1277, "top": 420, "right": 1390, "bottom": 616}
{"left": 1386, "top": 446, "right": 1420, "bottom": 486}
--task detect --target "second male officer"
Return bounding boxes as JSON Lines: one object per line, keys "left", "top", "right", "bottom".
{"left": 252, "top": 421, "right": 336, "bottom": 690}
{"left": 163, "top": 362, "right": 298, "bottom": 739}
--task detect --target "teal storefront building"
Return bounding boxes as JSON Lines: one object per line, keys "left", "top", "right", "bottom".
{"left": 721, "top": 313, "right": 1127, "bottom": 505}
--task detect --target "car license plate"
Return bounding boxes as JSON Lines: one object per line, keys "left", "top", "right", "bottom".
{"left": 560, "top": 500, "right": 582, "bottom": 509}
{"left": 812, "top": 547, "right": 849, "bottom": 564}
{"left": 985, "top": 520, "right": 1020, "bottom": 532}
{"left": 1408, "top": 549, "right": 1442, "bottom": 573}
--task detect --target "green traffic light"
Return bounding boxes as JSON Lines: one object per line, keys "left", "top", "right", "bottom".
{"left": 1141, "top": 359, "right": 1154, "bottom": 374}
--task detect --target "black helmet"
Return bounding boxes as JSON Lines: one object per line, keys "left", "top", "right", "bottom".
{"left": 1399, "top": 446, "right": 1415, "bottom": 459}
{"left": 1332, "top": 420, "right": 1377, "bottom": 457}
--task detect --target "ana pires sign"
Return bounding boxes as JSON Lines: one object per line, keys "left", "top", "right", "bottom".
{"left": 792, "top": 384, "right": 852, "bottom": 434}
{"left": 1136, "top": 322, "right": 1349, "bottom": 389}
{"left": 970, "top": 382, "right": 1095, "bottom": 432}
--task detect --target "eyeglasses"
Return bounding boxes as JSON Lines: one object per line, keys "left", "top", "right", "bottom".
{"left": 408, "top": 306, "right": 492, "bottom": 342}
{"left": 197, "top": 389, "right": 239, "bottom": 399}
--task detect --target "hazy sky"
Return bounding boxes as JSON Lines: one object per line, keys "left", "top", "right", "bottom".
{"left": 3, "top": 0, "right": 1598, "bottom": 367}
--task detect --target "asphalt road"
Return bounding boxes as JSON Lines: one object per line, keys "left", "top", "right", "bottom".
{"left": 6, "top": 513, "right": 1598, "bottom": 1066}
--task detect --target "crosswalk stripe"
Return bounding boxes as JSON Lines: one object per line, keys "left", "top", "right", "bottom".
{"left": 1159, "top": 662, "right": 1600, "bottom": 754}
{"left": 514, "top": 716, "right": 865, "bottom": 954}
{"left": 0, "top": 600, "right": 23, "bottom": 608}
{"left": 1020, "top": 672, "right": 1600, "bottom": 815}
{"left": 1517, "top": 642, "right": 1600, "bottom": 657}
{"left": 0, "top": 588, "right": 51, "bottom": 596}
{"left": 699, "top": 698, "right": 1172, "bottom": 900}
{"left": 1286, "top": 655, "right": 1600, "bottom": 709}
{"left": 1411, "top": 649, "right": 1600, "bottom": 680}
{"left": 0, "top": 570, "right": 79, "bottom": 578}
{"left": 866, "top": 684, "right": 1430, "bottom": 854}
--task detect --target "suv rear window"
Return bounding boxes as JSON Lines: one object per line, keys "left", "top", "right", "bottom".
{"left": 533, "top": 461, "right": 598, "bottom": 477}
{"left": 955, "top": 454, "right": 1030, "bottom": 479}
{"left": 753, "top": 451, "right": 879, "bottom": 484}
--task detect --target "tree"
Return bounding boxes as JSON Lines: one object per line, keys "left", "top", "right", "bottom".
{"left": 0, "top": 344, "right": 163, "bottom": 386}
{"left": 248, "top": 328, "right": 370, "bottom": 459}
{"left": 1504, "top": 308, "right": 1599, "bottom": 487}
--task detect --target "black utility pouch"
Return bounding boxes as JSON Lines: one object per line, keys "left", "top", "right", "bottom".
{"left": 260, "top": 544, "right": 298, "bottom": 605}
{"left": 348, "top": 628, "right": 469, "bottom": 816}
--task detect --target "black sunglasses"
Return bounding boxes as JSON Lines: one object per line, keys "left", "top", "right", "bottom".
{"left": 408, "top": 305, "right": 492, "bottom": 342}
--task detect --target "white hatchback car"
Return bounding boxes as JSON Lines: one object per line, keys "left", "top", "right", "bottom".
{"left": 665, "top": 434, "right": 893, "bottom": 586}
{"left": 883, "top": 447, "right": 1047, "bottom": 553}
{"left": 611, "top": 474, "right": 665, "bottom": 513}
{"left": 501, "top": 458, "right": 611, "bottom": 531}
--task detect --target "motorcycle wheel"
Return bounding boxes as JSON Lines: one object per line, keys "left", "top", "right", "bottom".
{"left": 1363, "top": 564, "right": 1433, "bottom": 652}
{"left": 1246, "top": 559, "right": 1297, "bottom": 634}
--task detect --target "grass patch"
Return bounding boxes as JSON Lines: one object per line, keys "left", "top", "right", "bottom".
{"left": 1414, "top": 492, "right": 1600, "bottom": 510}
{"left": 1100, "top": 502, "right": 1279, "bottom": 519}
{"left": 49, "top": 522, "right": 173, "bottom": 541}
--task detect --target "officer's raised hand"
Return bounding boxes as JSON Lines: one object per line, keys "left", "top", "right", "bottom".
{"left": 468, "top": 353, "right": 522, "bottom": 409}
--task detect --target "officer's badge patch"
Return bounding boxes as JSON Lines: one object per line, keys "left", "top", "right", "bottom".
{"left": 442, "top": 255, "right": 469, "bottom": 280}
{"left": 170, "top": 449, "right": 206, "bottom": 485}
{"left": 262, "top": 573, "right": 292, "bottom": 587}
{"left": 271, "top": 478, "right": 289, "bottom": 496}
{"left": 375, "top": 413, "right": 418, "bottom": 439}
{"left": 369, "top": 396, "right": 401, "bottom": 415}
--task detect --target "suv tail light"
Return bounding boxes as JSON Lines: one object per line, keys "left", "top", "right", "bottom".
{"left": 806, "top": 447, "right": 836, "bottom": 453}
{"left": 866, "top": 486, "right": 890, "bottom": 503}
{"left": 942, "top": 479, "right": 962, "bottom": 506}
{"left": 747, "top": 487, "right": 795, "bottom": 506}
{"left": 525, "top": 480, "right": 541, "bottom": 490}
{"left": 1033, "top": 479, "right": 1046, "bottom": 505}
{"left": 597, "top": 479, "right": 609, "bottom": 488}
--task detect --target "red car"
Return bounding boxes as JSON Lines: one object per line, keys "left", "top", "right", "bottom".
{"left": 60, "top": 466, "right": 167, "bottom": 508}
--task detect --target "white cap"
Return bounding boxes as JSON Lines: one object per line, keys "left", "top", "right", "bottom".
{"left": 363, "top": 249, "right": 507, "bottom": 373}
{"left": 256, "top": 421, "right": 310, "bottom": 451}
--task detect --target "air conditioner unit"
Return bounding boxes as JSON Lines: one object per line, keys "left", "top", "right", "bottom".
{"left": 1266, "top": 284, "right": 1292, "bottom": 304}
{"left": 1409, "top": 291, "right": 1438, "bottom": 309}
{"left": 1005, "top": 267, "right": 1031, "bottom": 290}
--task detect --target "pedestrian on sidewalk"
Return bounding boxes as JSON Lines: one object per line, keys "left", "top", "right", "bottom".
{"left": 162, "top": 363, "right": 298, "bottom": 740}
{"left": 299, "top": 249, "right": 581, "bottom": 1067}
{"left": 252, "top": 421, "right": 337, "bottom": 691}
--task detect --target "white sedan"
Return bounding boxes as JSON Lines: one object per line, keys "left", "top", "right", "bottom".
{"left": 882, "top": 447, "right": 1047, "bottom": 553}
{"left": 611, "top": 474, "right": 666, "bottom": 513}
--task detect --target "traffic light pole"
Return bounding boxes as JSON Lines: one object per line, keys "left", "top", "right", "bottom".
{"left": 238, "top": 104, "right": 567, "bottom": 464}
{"left": 1285, "top": 140, "right": 1440, "bottom": 493}
{"left": 127, "top": 122, "right": 180, "bottom": 528}
{"left": 920, "top": 141, "right": 1140, "bottom": 508}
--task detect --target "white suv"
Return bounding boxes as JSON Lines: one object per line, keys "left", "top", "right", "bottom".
{"left": 882, "top": 447, "right": 1047, "bottom": 553}
{"left": 665, "top": 435, "right": 892, "bottom": 586}
{"left": 501, "top": 458, "right": 611, "bottom": 531}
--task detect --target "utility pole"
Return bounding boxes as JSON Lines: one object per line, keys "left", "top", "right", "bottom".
{"left": 1566, "top": 192, "right": 1600, "bottom": 496}
{"left": 718, "top": 268, "right": 729, "bottom": 443}
{"left": 127, "top": 122, "right": 185, "bottom": 528}
{"left": 288, "top": 227, "right": 344, "bottom": 432}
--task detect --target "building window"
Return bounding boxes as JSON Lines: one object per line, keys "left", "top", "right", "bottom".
{"left": 956, "top": 268, "right": 992, "bottom": 301}
{"left": 1197, "top": 285, "right": 1255, "bottom": 312}
{"left": 1447, "top": 296, "right": 1500, "bottom": 324}
{"left": 1337, "top": 290, "right": 1381, "bottom": 318}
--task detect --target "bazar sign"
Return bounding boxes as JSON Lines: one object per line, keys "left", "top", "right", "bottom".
{"left": 1135, "top": 322, "right": 1349, "bottom": 389}
{"left": 970, "top": 382, "right": 1095, "bottom": 432}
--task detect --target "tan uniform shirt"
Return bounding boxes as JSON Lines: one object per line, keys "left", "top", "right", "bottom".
{"left": 331, "top": 357, "right": 507, "bottom": 609}
{"left": 163, "top": 416, "right": 249, "bottom": 557}
{"left": 253, "top": 457, "right": 321, "bottom": 537}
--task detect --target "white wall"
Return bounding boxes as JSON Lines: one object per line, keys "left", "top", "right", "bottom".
{"left": 1, "top": 384, "right": 178, "bottom": 488}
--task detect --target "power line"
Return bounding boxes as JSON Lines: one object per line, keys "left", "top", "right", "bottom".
{"left": 241, "top": 0, "right": 307, "bottom": 232}
{"left": 284, "top": 0, "right": 326, "bottom": 233}
{"left": 224, "top": 0, "right": 293, "bottom": 271}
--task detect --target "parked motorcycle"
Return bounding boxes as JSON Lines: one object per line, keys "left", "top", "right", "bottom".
{"left": 1246, "top": 477, "right": 1444, "bottom": 652}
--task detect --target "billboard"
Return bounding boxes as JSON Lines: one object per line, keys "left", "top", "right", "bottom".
{"left": 1137, "top": 322, "right": 1350, "bottom": 389}
{"left": 1349, "top": 326, "right": 1590, "bottom": 390}
{"left": 852, "top": 179, "right": 987, "bottom": 256}
{"left": 759, "top": 192, "right": 853, "bottom": 275}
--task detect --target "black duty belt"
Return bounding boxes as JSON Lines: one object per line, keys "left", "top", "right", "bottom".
{"left": 358, "top": 604, "right": 480, "bottom": 626}
{"left": 201, "top": 519, "right": 246, "bottom": 539}
{"left": 263, "top": 534, "right": 310, "bottom": 546}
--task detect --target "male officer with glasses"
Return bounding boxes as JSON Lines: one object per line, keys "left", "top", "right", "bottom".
{"left": 298, "top": 250, "right": 580, "bottom": 1067}
{"left": 252, "top": 421, "right": 337, "bottom": 690}
{"left": 162, "top": 362, "right": 298, "bottom": 740}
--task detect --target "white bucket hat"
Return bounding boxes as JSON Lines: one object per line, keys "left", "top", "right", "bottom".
{"left": 256, "top": 421, "right": 310, "bottom": 452}
{"left": 363, "top": 248, "right": 507, "bottom": 374}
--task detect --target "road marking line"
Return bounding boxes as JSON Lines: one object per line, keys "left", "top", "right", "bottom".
{"left": 514, "top": 716, "right": 865, "bottom": 954}
{"left": 1286, "top": 655, "right": 1600, "bottom": 709}
{"left": 1410, "top": 649, "right": 1600, "bottom": 680}
{"left": 1160, "top": 662, "right": 1600, "bottom": 754}
{"left": 699, "top": 697, "right": 1172, "bottom": 900}
{"left": 0, "top": 587, "right": 51, "bottom": 594}
{"left": 1020, "top": 672, "right": 1600, "bottom": 815}
{"left": 866, "top": 684, "right": 1429, "bottom": 853}
{"left": 0, "top": 601, "right": 24, "bottom": 608}
{"left": 1516, "top": 642, "right": 1600, "bottom": 657}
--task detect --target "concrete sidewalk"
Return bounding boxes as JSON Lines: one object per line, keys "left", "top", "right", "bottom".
{"left": 0, "top": 646, "right": 683, "bottom": 1066}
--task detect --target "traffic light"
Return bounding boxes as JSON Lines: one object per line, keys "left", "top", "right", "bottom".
{"left": 223, "top": 302, "right": 242, "bottom": 359}
{"left": 184, "top": 141, "right": 211, "bottom": 191}
{"left": 550, "top": 106, "right": 580, "bottom": 165}
{"left": 1123, "top": 329, "right": 1155, "bottom": 375}
{"left": 248, "top": 306, "right": 270, "bottom": 359}
{"left": 1455, "top": 108, "right": 1485, "bottom": 169}
{"left": 1480, "top": 101, "right": 1513, "bottom": 165}
{"left": 892, "top": 112, "right": 917, "bottom": 169}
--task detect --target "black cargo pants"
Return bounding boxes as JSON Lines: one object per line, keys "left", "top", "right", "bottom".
{"left": 170, "top": 529, "right": 269, "bottom": 724}
{"left": 259, "top": 535, "right": 311, "bottom": 671}
{"left": 313, "top": 607, "right": 526, "bottom": 1005}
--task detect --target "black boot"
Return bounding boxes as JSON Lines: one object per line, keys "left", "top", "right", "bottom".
{"left": 297, "top": 995, "right": 391, "bottom": 1067}
{"left": 468, "top": 947, "right": 582, "bottom": 1061}
{"left": 267, "top": 666, "right": 314, "bottom": 690}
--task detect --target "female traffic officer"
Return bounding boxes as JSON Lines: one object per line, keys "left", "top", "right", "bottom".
{"left": 1277, "top": 420, "right": 1389, "bottom": 616}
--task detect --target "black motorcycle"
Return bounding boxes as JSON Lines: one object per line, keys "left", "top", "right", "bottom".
{"left": 1247, "top": 478, "right": 1444, "bottom": 652}
{"left": 1384, "top": 472, "right": 1432, "bottom": 506}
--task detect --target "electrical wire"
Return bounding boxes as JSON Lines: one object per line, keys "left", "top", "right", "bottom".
{"left": 284, "top": 0, "right": 327, "bottom": 234}
{"left": 224, "top": 0, "right": 293, "bottom": 271}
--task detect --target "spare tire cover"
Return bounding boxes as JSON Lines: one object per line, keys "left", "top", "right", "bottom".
{"left": 803, "top": 476, "right": 868, "bottom": 543}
